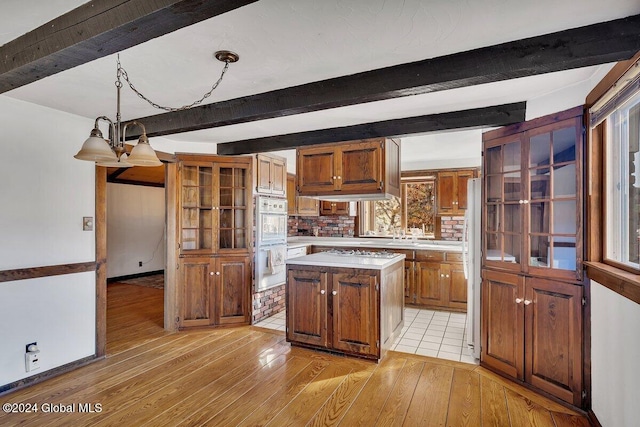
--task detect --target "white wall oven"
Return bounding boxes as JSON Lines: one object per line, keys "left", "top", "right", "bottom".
{"left": 255, "top": 196, "right": 288, "bottom": 291}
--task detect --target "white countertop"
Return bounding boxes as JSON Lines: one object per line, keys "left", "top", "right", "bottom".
{"left": 286, "top": 251, "right": 405, "bottom": 270}
{"left": 287, "top": 236, "right": 462, "bottom": 252}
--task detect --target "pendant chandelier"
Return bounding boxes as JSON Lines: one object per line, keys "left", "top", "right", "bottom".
{"left": 74, "top": 50, "right": 239, "bottom": 167}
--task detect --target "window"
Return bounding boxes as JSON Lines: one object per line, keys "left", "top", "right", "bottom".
{"left": 404, "top": 180, "right": 436, "bottom": 235}
{"left": 359, "top": 177, "right": 436, "bottom": 238}
{"left": 604, "top": 90, "right": 640, "bottom": 270}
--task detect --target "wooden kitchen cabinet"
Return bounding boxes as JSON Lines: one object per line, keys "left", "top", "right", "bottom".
{"left": 406, "top": 249, "right": 466, "bottom": 311}
{"left": 176, "top": 154, "right": 252, "bottom": 329}
{"left": 481, "top": 106, "right": 585, "bottom": 407}
{"left": 437, "top": 169, "right": 476, "bottom": 215}
{"left": 287, "top": 261, "right": 403, "bottom": 360}
{"left": 296, "top": 137, "right": 401, "bottom": 199}
{"left": 320, "top": 201, "right": 350, "bottom": 215}
{"left": 287, "top": 173, "right": 319, "bottom": 216}
{"left": 256, "top": 153, "right": 286, "bottom": 196}
{"left": 482, "top": 107, "right": 583, "bottom": 282}
{"left": 178, "top": 255, "right": 251, "bottom": 328}
{"left": 481, "top": 270, "right": 583, "bottom": 406}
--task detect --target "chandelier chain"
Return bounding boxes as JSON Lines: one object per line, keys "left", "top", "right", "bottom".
{"left": 116, "top": 55, "right": 231, "bottom": 112}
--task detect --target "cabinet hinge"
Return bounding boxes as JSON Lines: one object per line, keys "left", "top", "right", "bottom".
{"left": 176, "top": 263, "right": 179, "bottom": 270}
{"left": 582, "top": 297, "right": 587, "bottom": 306}
{"left": 582, "top": 390, "right": 587, "bottom": 400}
{"left": 176, "top": 316, "right": 180, "bottom": 324}
{"left": 376, "top": 340, "right": 380, "bottom": 349}
{"left": 376, "top": 283, "right": 379, "bottom": 291}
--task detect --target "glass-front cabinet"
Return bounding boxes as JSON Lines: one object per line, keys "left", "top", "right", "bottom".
{"left": 176, "top": 154, "right": 252, "bottom": 329}
{"left": 483, "top": 110, "right": 583, "bottom": 281}
{"left": 484, "top": 134, "right": 524, "bottom": 272}
{"left": 179, "top": 158, "right": 250, "bottom": 254}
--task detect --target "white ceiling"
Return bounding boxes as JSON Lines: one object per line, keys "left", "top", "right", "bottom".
{"left": 2, "top": 0, "right": 638, "bottom": 168}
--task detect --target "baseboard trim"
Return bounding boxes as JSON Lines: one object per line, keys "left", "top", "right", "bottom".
{"left": 587, "top": 410, "right": 602, "bottom": 427}
{"left": 107, "top": 270, "right": 164, "bottom": 284}
{"left": 0, "top": 355, "right": 102, "bottom": 396}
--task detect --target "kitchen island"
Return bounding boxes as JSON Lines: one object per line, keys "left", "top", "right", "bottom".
{"left": 286, "top": 250, "right": 405, "bottom": 361}
{"left": 287, "top": 237, "right": 467, "bottom": 311}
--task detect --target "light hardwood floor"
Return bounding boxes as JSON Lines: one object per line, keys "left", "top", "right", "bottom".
{"left": 0, "top": 283, "right": 590, "bottom": 426}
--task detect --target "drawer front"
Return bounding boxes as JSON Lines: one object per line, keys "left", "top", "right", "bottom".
{"left": 446, "top": 252, "right": 463, "bottom": 262}
{"left": 415, "top": 250, "right": 445, "bottom": 262}
{"left": 388, "top": 249, "right": 414, "bottom": 259}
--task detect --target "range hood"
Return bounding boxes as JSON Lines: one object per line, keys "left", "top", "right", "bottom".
{"left": 311, "top": 192, "right": 398, "bottom": 202}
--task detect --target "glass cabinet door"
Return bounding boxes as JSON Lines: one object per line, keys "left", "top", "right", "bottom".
{"left": 181, "top": 164, "right": 213, "bottom": 251}
{"left": 526, "top": 119, "right": 580, "bottom": 275}
{"left": 216, "top": 164, "right": 249, "bottom": 251}
{"left": 484, "top": 135, "right": 524, "bottom": 270}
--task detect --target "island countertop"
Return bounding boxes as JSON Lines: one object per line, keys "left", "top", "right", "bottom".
{"left": 286, "top": 251, "right": 405, "bottom": 270}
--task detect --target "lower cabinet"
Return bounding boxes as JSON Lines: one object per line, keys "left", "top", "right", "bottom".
{"left": 286, "top": 262, "right": 403, "bottom": 360}
{"left": 406, "top": 250, "right": 467, "bottom": 311}
{"left": 179, "top": 256, "right": 251, "bottom": 328}
{"left": 481, "top": 269, "right": 583, "bottom": 406}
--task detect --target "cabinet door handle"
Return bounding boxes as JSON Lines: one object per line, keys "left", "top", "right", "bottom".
{"left": 337, "top": 176, "right": 341, "bottom": 180}
{"left": 210, "top": 272, "right": 215, "bottom": 276}
{"left": 332, "top": 290, "right": 338, "bottom": 296}
{"left": 332, "top": 176, "right": 337, "bottom": 180}
{"left": 320, "top": 290, "right": 326, "bottom": 295}
{"left": 215, "top": 271, "right": 220, "bottom": 276}
{"left": 440, "top": 274, "right": 445, "bottom": 277}
{"left": 445, "top": 274, "right": 450, "bottom": 278}
{"left": 515, "top": 298, "right": 523, "bottom": 304}
{"left": 523, "top": 200, "right": 529, "bottom": 204}
{"left": 524, "top": 299, "right": 532, "bottom": 305}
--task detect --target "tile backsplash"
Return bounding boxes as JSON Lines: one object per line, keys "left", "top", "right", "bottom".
{"left": 288, "top": 215, "right": 463, "bottom": 241}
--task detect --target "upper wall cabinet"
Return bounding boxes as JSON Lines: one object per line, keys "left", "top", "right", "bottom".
{"left": 482, "top": 106, "right": 584, "bottom": 282}
{"left": 296, "top": 138, "right": 401, "bottom": 199}
{"left": 178, "top": 155, "right": 252, "bottom": 256}
{"left": 255, "top": 154, "right": 286, "bottom": 196}
{"left": 437, "top": 169, "right": 477, "bottom": 215}
{"left": 287, "top": 173, "right": 319, "bottom": 216}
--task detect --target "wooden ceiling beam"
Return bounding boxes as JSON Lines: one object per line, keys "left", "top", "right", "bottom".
{"left": 127, "top": 14, "right": 640, "bottom": 140}
{"left": 0, "top": 0, "right": 258, "bottom": 94}
{"left": 216, "top": 102, "right": 526, "bottom": 155}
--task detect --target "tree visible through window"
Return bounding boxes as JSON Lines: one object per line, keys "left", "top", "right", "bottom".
{"left": 359, "top": 177, "right": 436, "bottom": 238}
{"left": 405, "top": 181, "right": 436, "bottom": 234}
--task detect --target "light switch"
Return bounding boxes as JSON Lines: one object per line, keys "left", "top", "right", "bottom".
{"left": 83, "top": 216, "right": 94, "bottom": 231}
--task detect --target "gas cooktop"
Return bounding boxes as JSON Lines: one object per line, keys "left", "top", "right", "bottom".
{"left": 325, "top": 249, "right": 400, "bottom": 259}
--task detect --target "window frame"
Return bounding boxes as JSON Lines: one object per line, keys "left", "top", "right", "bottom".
{"left": 586, "top": 53, "right": 640, "bottom": 304}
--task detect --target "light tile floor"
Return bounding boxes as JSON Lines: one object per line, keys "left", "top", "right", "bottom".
{"left": 254, "top": 307, "right": 478, "bottom": 365}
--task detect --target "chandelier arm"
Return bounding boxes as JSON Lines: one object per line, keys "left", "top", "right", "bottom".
{"left": 117, "top": 58, "right": 232, "bottom": 112}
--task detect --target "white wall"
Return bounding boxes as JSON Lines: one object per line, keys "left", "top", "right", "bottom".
{"left": 107, "top": 183, "right": 165, "bottom": 278}
{"left": 0, "top": 95, "right": 96, "bottom": 387}
{"left": 591, "top": 282, "right": 640, "bottom": 427}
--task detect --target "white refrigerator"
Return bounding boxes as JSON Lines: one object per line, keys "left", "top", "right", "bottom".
{"left": 463, "top": 178, "right": 482, "bottom": 359}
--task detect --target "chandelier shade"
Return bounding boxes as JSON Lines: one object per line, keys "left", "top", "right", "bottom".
{"left": 127, "top": 136, "right": 162, "bottom": 167}
{"left": 74, "top": 133, "right": 118, "bottom": 163}
{"left": 96, "top": 152, "right": 134, "bottom": 167}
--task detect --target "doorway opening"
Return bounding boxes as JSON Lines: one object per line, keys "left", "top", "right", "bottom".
{"left": 104, "top": 164, "right": 167, "bottom": 355}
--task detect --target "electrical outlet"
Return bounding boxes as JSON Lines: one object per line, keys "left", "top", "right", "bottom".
{"left": 139, "top": 261, "right": 143, "bottom": 267}
{"left": 25, "top": 342, "right": 40, "bottom": 372}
